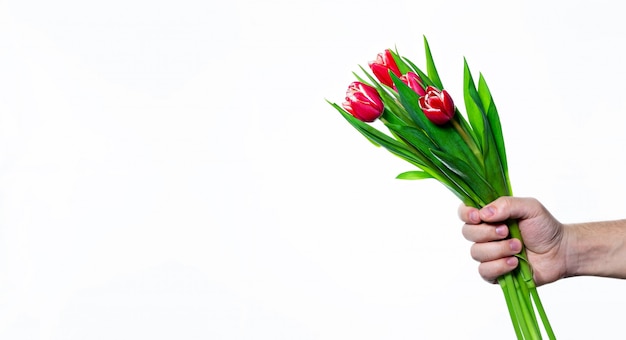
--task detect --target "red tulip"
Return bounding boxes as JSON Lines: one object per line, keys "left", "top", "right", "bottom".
{"left": 398, "top": 72, "right": 426, "bottom": 96}
{"left": 342, "top": 82, "right": 384, "bottom": 122}
{"left": 368, "top": 49, "right": 402, "bottom": 87}
{"left": 418, "top": 86, "right": 455, "bottom": 125}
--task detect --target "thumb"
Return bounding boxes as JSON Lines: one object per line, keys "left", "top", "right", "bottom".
{"left": 478, "top": 196, "right": 542, "bottom": 223}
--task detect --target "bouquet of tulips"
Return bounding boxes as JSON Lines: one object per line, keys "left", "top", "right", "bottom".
{"left": 328, "top": 36, "right": 555, "bottom": 339}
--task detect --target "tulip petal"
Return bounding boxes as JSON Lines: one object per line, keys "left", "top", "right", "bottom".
{"left": 343, "top": 81, "right": 384, "bottom": 122}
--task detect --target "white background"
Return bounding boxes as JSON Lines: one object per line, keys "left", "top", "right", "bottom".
{"left": 1, "top": 0, "right": 625, "bottom": 339}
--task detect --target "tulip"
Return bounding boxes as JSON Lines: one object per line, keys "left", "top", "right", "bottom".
{"left": 369, "top": 49, "right": 402, "bottom": 87}
{"left": 398, "top": 72, "right": 426, "bottom": 96}
{"left": 342, "top": 82, "right": 384, "bottom": 122}
{"left": 418, "top": 86, "right": 455, "bottom": 125}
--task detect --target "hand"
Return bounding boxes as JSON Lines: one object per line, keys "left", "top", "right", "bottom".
{"left": 458, "top": 197, "right": 569, "bottom": 286}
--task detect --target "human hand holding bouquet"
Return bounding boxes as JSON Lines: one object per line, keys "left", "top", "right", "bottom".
{"left": 328, "top": 37, "right": 556, "bottom": 339}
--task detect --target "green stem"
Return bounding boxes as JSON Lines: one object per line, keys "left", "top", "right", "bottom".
{"left": 499, "top": 274, "right": 523, "bottom": 339}
{"left": 513, "top": 272, "right": 541, "bottom": 339}
{"left": 504, "top": 272, "right": 530, "bottom": 338}
{"left": 501, "top": 219, "right": 556, "bottom": 339}
{"left": 530, "top": 288, "right": 556, "bottom": 340}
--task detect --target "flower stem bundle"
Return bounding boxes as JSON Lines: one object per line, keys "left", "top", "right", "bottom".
{"left": 328, "top": 36, "right": 555, "bottom": 339}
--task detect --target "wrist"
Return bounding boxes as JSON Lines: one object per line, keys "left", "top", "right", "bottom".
{"left": 564, "top": 220, "right": 626, "bottom": 279}
{"left": 561, "top": 223, "right": 581, "bottom": 278}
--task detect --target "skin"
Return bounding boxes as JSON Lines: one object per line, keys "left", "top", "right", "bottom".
{"left": 458, "top": 196, "right": 626, "bottom": 286}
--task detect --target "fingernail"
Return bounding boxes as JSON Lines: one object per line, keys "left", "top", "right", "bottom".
{"left": 506, "top": 257, "right": 518, "bottom": 266}
{"left": 469, "top": 211, "right": 479, "bottom": 222}
{"left": 495, "top": 225, "right": 507, "bottom": 237}
{"left": 509, "top": 240, "right": 521, "bottom": 252}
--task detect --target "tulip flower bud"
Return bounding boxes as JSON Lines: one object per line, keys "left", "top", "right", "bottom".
{"left": 368, "top": 49, "right": 402, "bottom": 88}
{"left": 418, "top": 86, "right": 455, "bottom": 125}
{"left": 342, "top": 82, "right": 384, "bottom": 122}
{"left": 398, "top": 72, "right": 426, "bottom": 96}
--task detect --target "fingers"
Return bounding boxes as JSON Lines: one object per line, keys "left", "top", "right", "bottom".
{"left": 459, "top": 197, "right": 546, "bottom": 283}
{"left": 470, "top": 238, "right": 522, "bottom": 262}
{"left": 457, "top": 204, "right": 480, "bottom": 224}
{"left": 478, "top": 257, "right": 519, "bottom": 283}
{"left": 470, "top": 238, "right": 523, "bottom": 283}
{"left": 462, "top": 223, "right": 509, "bottom": 242}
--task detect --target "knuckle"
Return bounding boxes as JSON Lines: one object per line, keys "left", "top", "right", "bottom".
{"left": 498, "top": 196, "right": 512, "bottom": 211}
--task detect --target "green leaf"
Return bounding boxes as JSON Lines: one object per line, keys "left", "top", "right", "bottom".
{"left": 478, "top": 74, "right": 510, "bottom": 190}
{"left": 463, "top": 58, "right": 486, "bottom": 151}
{"left": 427, "top": 150, "right": 482, "bottom": 207}
{"left": 385, "top": 124, "right": 442, "bottom": 176}
{"left": 389, "top": 49, "right": 412, "bottom": 75}
{"left": 396, "top": 170, "right": 433, "bottom": 180}
{"left": 390, "top": 74, "right": 431, "bottom": 131}
{"left": 329, "top": 101, "right": 470, "bottom": 195}
{"left": 391, "top": 74, "right": 484, "bottom": 175}
{"left": 423, "top": 36, "right": 444, "bottom": 89}
{"left": 430, "top": 148, "right": 499, "bottom": 205}
{"left": 329, "top": 101, "right": 429, "bottom": 168}
{"left": 477, "top": 73, "right": 493, "bottom": 111}
{"left": 386, "top": 124, "right": 436, "bottom": 152}
{"left": 481, "top": 115, "right": 509, "bottom": 196}
{"left": 380, "top": 107, "right": 405, "bottom": 126}
{"left": 401, "top": 57, "right": 436, "bottom": 88}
